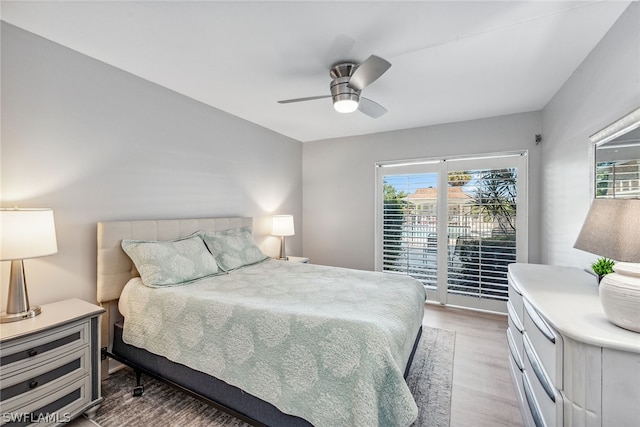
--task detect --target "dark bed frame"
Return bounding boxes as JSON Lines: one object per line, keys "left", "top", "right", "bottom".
{"left": 109, "top": 323, "right": 423, "bottom": 427}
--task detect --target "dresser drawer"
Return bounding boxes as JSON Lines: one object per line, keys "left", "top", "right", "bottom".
{"left": 507, "top": 327, "right": 523, "bottom": 372}
{"left": 508, "top": 347, "right": 532, "bottom": 427}
{"left": 508, "top": 301, "right": 524, "bottom": 365}
{"left": 508, "top": 341, "right": 524, "bottom": 399}
{"left": 508, "top": 274, "right": 524, "bottom": 325}
{"left": 508, "top": 300, "right": 524, "bottom": 333}
{"left": 524, "top": 335, "right": 562, "bottom": 427}
{"left": 0, "top": 375, "right": 92, "bottom": 427}
{"left": 523, "top": 370, "right": 546, "bottom": 427}
{"left": 523, "top": 300, "right": 562, "bottom": 387}
{"left": 0, "top": 321, "right": 88, "bottom": 378}
{"left": 0, "top": 346, "right": 90, "bottom": 413}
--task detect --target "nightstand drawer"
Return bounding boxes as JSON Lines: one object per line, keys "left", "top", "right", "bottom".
{"left": 0, "top": 321, "right": 88, "bottom": 377}
{"left": 1, "top": 346, "right": 90, "bottom": 412}
{"left": 0, "top": 374, "right": 92, "bottom": 427}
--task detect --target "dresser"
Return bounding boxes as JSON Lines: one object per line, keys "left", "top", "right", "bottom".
{"left": 507, "top": 264, "right": 640, "bottom": 427}
{"left": 0, "top": 299, "right": 105, "bottom": 426}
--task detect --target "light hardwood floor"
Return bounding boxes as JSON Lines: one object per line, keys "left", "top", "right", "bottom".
{"left": 423, "top": 302, "right": 524, "bottom": 427}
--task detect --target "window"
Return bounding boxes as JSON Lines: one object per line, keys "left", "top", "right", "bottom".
{"left": 594, "top": 133, "right": 640, "bottom": 199}
{"left": 376, "top": 152, "right": 528, "bottom": 312}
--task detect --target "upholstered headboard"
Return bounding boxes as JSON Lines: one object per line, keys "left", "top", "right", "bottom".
{"left": 97, "top": 217, "right": 253, "bottom": 304}
{"left": 96, "top": 216, "right": 253, "bottom": 375}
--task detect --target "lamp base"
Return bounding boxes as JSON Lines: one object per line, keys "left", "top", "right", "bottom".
{"left": 279, "top": 235, "right": 288, "bottom": 260}
{"left": 599, "top": 262, "right": 640, "bottom": 333}
{"left": 0, "top": 306, "right": 41, "bottom": 323}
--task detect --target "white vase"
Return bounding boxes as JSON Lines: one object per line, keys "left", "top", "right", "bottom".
{"left": 599, "top": 262, "right": 640, "bottom": 333}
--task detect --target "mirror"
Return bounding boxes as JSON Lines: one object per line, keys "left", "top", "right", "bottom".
{"left": 590, "top": 107, "right": 640, "bottom": 199}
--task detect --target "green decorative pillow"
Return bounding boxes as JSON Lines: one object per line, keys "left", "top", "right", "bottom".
{"left": 199, "top": 227, "right": 268, "bottom": 271}
{"left": 121, "top": 234, "right": 220, "bottom": 287}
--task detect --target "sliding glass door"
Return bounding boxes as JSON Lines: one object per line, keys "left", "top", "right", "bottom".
{"left": 376, "top": 152, "right": 528, "bottom": 312}
{"left": 382, "top": 165, "right": 440, "bottom": 291}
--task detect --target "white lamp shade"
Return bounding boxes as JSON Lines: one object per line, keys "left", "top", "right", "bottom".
{"left": 0, "top": 208, "right": 58, "bottom": 260}
{"left": 272, "top": 215, "right": 295, "bottom": 237}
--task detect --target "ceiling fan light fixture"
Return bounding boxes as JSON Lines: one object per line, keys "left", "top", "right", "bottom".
{"left": 334, "top": 98, "right": 359, "bottom": 113}
{"left": 331, "top": 75, "right": 359, "bottom": 114}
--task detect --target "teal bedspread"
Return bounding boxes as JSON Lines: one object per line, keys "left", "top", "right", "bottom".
{"left": 120, "top": 259, "right": 426, "bottom": 427}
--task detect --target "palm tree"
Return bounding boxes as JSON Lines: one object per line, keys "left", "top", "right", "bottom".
{"left": 470, "top": 169, "right": 517, "bottom": 235}
{"left": 448, "top": 171, "right": 472, "bottom": 187}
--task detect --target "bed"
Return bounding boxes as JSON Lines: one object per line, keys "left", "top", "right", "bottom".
{"left": 97, "top": 217, "right": 426, "bottom": 427}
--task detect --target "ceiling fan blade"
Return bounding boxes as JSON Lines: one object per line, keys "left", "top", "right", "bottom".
{"left": 359, "top": 97, "right": 387, "bottom": 118}
{"left": 348, "top": 55, "right": 391, "bottom": 91}
{"left": 278, "top": 95, "right": 331, "bottom": 104}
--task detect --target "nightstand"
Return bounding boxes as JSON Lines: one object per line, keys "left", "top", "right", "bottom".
{"left": 285, "top": 256, "right": 309, "bottom": 263}
{"left": 0, "top": 298, "right": 105, "bottom": 425}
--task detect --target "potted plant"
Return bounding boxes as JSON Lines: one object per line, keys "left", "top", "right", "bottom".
{"left": 591, "top": 257, "right": 615, "bottom": 284}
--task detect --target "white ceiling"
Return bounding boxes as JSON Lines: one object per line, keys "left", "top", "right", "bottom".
{"left": 0, "top": 1, "right": 631, "bottom": 142}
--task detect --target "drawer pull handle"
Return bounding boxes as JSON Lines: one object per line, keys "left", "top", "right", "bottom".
{"left": 523, "top": 336, "right": 556, "bottom": 402}
{"left": 28, "top": 349, "right": 38, "bottom": 357}
{"left": 28, "top": 380, "right": 39, "bottom": 389}
{"left": 507, "top": 329, "right": 523, "bottom": 371}
{"left": 508, "top": 301, "right": 524, "bottom": 332}
{"left": 523, "top": 373, "right": 545, "bottom": 427}
{"left": 524, "top": 300, "right": 555, "bottom": 343}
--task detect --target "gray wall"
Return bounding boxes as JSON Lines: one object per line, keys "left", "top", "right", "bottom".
{"left": 2, "top": 2, "right": 636, "bottom": 309}
{"left": 541, "top": 2, "right": 639, "bottom": 267}
{"left": 302, "top": 112, "right": 542, "bottom": 270}
{"left": 0, "top": 23, "right": 303, "bottom": 306}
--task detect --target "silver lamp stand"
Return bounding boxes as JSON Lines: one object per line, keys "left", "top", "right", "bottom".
{"left": 1, "top": 259, "right": 41, "bottom": 323}
{"left": 279, "top": 236, "right": 289, "bottom": 260}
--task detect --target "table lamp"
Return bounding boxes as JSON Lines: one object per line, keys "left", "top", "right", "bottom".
{"left": 574, "top": 198, "right": 640, "bottom": 332}
{"left": 1, "top": 208, "right": 58, "bottom": 323}
{"left": 272, "top": 215, "right": 294, "bottom": 260}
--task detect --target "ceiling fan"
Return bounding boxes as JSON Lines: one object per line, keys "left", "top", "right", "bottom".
{"left": 277, "top": 55, "right": 391, "bottom": 118}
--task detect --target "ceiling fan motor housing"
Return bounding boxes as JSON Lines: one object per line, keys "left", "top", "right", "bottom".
{"left": 330, "top": 63, "right": 360, "bottom": 105}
